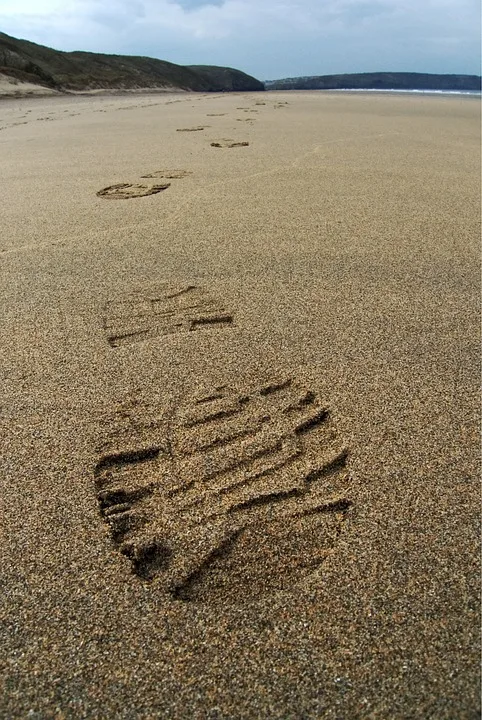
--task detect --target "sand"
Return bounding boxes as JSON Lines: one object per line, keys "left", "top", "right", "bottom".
{"left": 0, "top": 73, "right": 61, "bottom": 97}
{"left": 0, "top": 90, "right": 480, "bottom": 718}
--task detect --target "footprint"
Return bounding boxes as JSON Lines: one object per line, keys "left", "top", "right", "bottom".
{"left": 96, "top": 183, "right": 170, "bottom": 200}
{"left": 94, "top": 378, "right": 352, "bottom": 602}
{"left": 210, "top": 141, "right": 249, "bottom": 149}
{"left": 140, "top": 170, "right": 192, "bottom": 179}
{"left": 176, "top": 126, "right": 207, "bottom": 132}
{"left": 103, "top": 284, "right": 234, "bottom": 347}
{"left": 206, "top": 113, "right": 226, "bottom": 117}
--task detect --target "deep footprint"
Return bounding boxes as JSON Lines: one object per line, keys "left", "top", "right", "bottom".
{"left": 94, "top": 378, "right": 352, "bottom": 603}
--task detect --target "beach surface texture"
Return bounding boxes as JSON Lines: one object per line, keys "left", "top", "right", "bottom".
{"left": 1, "top": 90, "right": 480, "bottom": 718}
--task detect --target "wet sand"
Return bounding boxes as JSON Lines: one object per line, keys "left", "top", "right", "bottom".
{"left": 0, "top": 90, "right": 480, "bottom": 718}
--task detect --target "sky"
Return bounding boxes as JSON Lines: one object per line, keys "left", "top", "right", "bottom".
{"left": 0, "top": 0, "right": 480, "bottom": 80}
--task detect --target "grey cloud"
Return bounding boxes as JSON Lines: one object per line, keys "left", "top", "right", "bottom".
{"left": 339, "top": 1, "right": 392, "bottom": 23}
{"left": 89, "top": 10, "right": 146, "bottom": 31}
{"left": 0, "top": 0, "right": 479, "bottom": 78}
{"left": 174, "top": 0, "right": 225, "bottom": 10}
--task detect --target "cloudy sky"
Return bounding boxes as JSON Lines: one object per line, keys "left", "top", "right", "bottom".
{"left": 0, "top": 0, "right": 480, "bottom": 80}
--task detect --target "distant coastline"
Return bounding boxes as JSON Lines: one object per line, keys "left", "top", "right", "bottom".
{"left": 265, "top": 72, "right": 482, "bottom": 93}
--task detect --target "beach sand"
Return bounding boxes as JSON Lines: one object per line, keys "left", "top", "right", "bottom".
{"left": 0, "top": 90, "right": 480, "bottom": 718}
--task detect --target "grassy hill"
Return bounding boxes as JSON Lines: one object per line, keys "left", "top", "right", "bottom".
{"left": 0, "top": 32, "right": 264, "bottom": 93}
{"left": 187, "top": 65, "right": 264, "bottom": 92}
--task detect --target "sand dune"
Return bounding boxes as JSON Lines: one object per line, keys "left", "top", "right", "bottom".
{"left": 0, "top": 71, "right": 60, "bottom": 97}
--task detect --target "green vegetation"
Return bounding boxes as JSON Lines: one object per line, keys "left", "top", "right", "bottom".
{"left": 0, "top": 32, "right": 264, "bottom": 93}
{"left": 187, "top": 66, "right": 264, "bottom": 92}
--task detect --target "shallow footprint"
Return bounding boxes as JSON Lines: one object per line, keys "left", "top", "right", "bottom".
{"left": 176, "top": 126, "right": 208, "bottom": 132}
{"left": 141, "top": 170, "right": 192, "bottom": 179}
{"left": 102, "top": 283, "right": 234, "bottom": 347}
{"left": 210, "top": 140, "right": 249, "bottom": 149}
{"left": 97, "top": 183, "right": 170, "bottom": 200}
